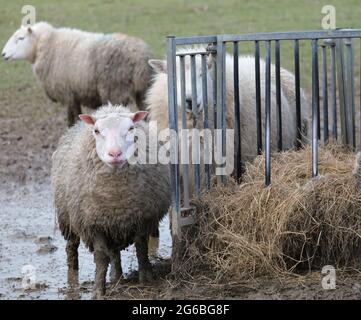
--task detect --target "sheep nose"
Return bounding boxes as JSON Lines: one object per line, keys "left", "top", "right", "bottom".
{"left": 108, "top": 149, "right": 122, "bottom": 158}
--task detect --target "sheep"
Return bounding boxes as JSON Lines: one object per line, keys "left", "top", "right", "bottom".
{"left": 146, "top": 49, "right": 309, "bottom": 194}
{"left": 2, "top": 22, "right": 154, "bottom": 126}
{"left": 51, "top": 103, "right": 171, "bottom": 299}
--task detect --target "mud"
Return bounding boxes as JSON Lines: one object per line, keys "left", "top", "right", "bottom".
{"left": 0, "top": 173, "right": 174, "bottom": 299}
{"left": 0, "top": 174, "right": 172, "bottom": 300}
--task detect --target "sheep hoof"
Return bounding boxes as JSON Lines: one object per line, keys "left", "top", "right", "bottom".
{"left": 139, "top": 267, "right": 154, "bottom": 284}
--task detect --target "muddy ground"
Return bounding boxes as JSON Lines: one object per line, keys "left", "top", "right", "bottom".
{"left": 1, "top": 85, "right": 361, "bottom": 300}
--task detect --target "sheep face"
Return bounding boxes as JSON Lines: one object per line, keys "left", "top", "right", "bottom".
{"left": 79, "top": 111, "right": 148, "bottom": 168}
{"left": 2, "top": 26, "right": 36, "bottom": 62}
{"left": 149, "top": 56, "right": 205, "bottom": 116}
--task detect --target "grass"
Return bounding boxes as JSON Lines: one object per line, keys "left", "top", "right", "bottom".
{"left": 1, "top": 0, "right": 361, "bottom": 106}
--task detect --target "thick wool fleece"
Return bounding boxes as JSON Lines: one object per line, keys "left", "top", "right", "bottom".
{"left": 51, "top": 105, "right": 171, "bottom": 251}
{"left": 32, "top": 22, "right": 153, "bottom": 111}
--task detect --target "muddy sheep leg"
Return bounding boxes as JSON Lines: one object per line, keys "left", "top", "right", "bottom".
{"left": 92, "top": 233, "right": 110, "bottom": 299}
{"left": 135, "top": 233, "right": 153, "bottom": 283}
{"left": 66, "top": 235, "right": 80, "bottom": 271}
{"left": 67, "top": 101, "right": 81, "bottom": 127}
{"left": 66, "top": 234, "right": 80, "bottom": 285}
{"left": 109, "top": 249, "right": 122, "bottom": 284}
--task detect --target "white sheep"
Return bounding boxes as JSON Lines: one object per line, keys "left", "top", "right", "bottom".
{"left": 2, "top": 22, "right": 154, "bottom": 126}
{"left": 147, "top": 49, "right": 309, "bottom": 194}
{"left": 51, "top": 104, "right": 171, "bottom": 299}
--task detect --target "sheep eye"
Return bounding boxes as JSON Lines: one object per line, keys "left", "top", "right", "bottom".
{"left": 94, "top": 129, "right": 100, "bottom": 135}
{"left": 129, "top": 125, "right": 135, "bottom": 131}
{"left": 18, "top": 37, "right": 25, "bottom": 41}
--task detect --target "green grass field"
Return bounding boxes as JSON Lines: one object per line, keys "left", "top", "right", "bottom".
{"left": 1, "top": 0, "right": 361, "bottom": 99}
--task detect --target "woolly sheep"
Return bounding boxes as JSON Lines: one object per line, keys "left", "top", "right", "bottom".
{"left": 2, "top": 22, "right": 154, "bottom": 126}
{"left": 51, "top": 104, "right": 171, "bottom": 299}
{"left": 147, "top": 50, "right": 309, "bottom": 193}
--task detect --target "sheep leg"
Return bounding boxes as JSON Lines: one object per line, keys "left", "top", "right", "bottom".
{"left": 135, "top": 234, "right": 153, "bottom": 283}
{"left": 148, "top": 223, "right": 160, "bottom": 258}
{"left": 67, "top": 102, "right": 81, "bottom": 127}
{"left": 149, "top": 223, "right": 159, "bottom": 238}
{"left": 66, "top": 235, "right": 80, "bottom": 271}
{"left": 92, "top": 233, "right": 110, "bottom": 299}
{"left": 66, "top": 235, "right": 80, "bottom": 289}
{"left": 109, "top": 249, "right": 122, "bottom": 284}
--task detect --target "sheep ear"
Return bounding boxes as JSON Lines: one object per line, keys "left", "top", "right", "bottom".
{"left": 148, "top": 59, "right": 167, "bottom": 74}
{"left": 131, "top": 111, "right": 148, "bottom": 123}
{"left": 79, "top": 114, "right": 96, "bottom": 125}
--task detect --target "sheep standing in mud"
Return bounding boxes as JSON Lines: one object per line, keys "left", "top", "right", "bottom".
{"left": 51, "top": 104, "right": 171, "bottom": 299}
{"left": 2, "top": 22, "right": 154, "bottom": 126}
{"left": 147, "top": 50, "right": 309, "bottom": 192}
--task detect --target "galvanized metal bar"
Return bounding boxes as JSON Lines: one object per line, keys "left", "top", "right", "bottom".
{"left": 166, "top": 36, "right": 180, "bottom": 236}
{"left": 351, "top": 39, "right": 356, "bottom": 149}
{"left": 210, "top": 48, "right": 217, "bottom": 175}
{"left": 294, "top": 39, "right": 302, "bottom": 149}
{"left": 179, "top": 56, "right": 190, "bottom": 208}
{"left": 322, "top": 44, "right": 329, "bottom": 144}
{"left": 212, "top": 51, "right": 217, "bottom": 131}
{"left": 190, "top": 54, "right": 201, "bottom": 195}
{"left": 233, "top": 41, "right": 242, "bottom": 182}
{"left": 330, "top": 43, "right": 337, "bottom": 140}
{"left": 174, "top": 30, "right": 361, "bottom": 47}
{"left": 216, "top": 36, "right": 226, "bottom": 183}
{"left": 311, "top": 39, "right": 319, "bottom": 177}
{"left": 177, "top": 50, "right": 210, "bottom": 56}
{"left": 219, "top": 30, "right": 361, "bottom": 42}
{"left": 216, "top": 38, "right": 223, "bottom": 165}
{"left": 275, "top": 40, "right": 282, "bottom": 151}
{"left": 345, "top": 38, "right": 356, "bottom": 149}
{"left": 317, "top": 49, "right": 321, "bottom": 141}
{"left": 175, "top": 30, "right": 361, "bottom": 46}
{"left": 201, "top": 54, "right": 211, "bottom": 190}
{"left": 336, "top": 38, "right": 348, "bottom": 145}
{"left": 175, "top": 35, "right": 218, "bottom": 45}
{"left": 255, "top": 41, "right": 262, "bottom": 155}
{"left": 265, "top": 41, "right": 271, "bottom": 186}
{"left": 350, "top": 38, "right": 361, "bottom": 150}
{"left": 221, "top": 41, "right": 227, "bottom": 183}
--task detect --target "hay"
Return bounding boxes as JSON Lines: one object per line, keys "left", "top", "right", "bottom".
{"left": 180, "top": 144, "right": 361, "bottom": 282}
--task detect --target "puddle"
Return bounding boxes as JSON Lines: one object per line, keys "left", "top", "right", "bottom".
{"left": 0, "top": 182, "right": 172, "bottom": 300}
